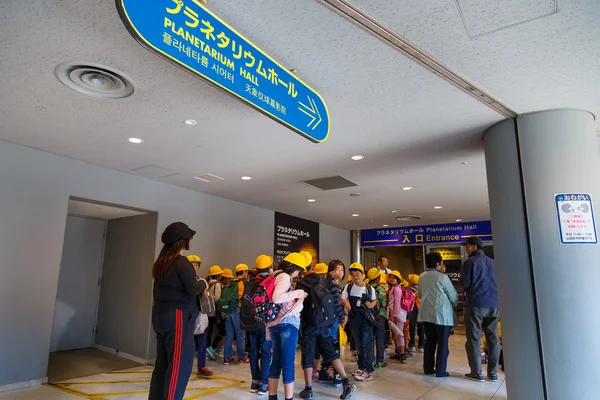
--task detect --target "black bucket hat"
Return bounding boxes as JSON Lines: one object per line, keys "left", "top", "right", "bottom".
{"left": 161, "top": 222, "right": 196, "bottom": 244}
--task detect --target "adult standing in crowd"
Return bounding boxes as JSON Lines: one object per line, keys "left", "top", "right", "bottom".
{"left": 149, "top": 222, "right": 207, "bottom": 400}
{"left": 417, "top": 252, "right": 458, "bottom": 378}
{"left": 377, "top": 256, "right": 391, "bottom": 274}
{"left": 461, "top": 236, "right": 500, "bottom": 383}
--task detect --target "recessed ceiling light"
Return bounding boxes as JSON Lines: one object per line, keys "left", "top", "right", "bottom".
{"left": 307, "top": 199, "right": 316, "bottom": 203}
{"left": 391, "top": 210, "right": 398, "bottom": 213}
{"left": 241, "top": 176, "right": 252, "bottom": 181}
{"left": 434, "top": 206, "right": 443, "bottom": 209}
{"left": 456, "top": 219, "right": 463, "bottom": 222}
{"left": 461, "top": 161, "right": 468, "bottom": 165}
{"left": 36, "top": 106, "right": 46, "bottom": 111}
{"left": 351, "top": 155, "right": 364, "bottom": 161}
{"left": 352, "top": 214, "right": 360, "bottom": 217}
{"left": 383, "top": 224, "right": 389, "bottom": 227}
{"left": 402, "top": 186, "right": 413, "bottom": 191}
{"left": 184, "top": 119, "right": 197, "bottom": 126}
{"left": 127, "top": 137, "right": 144, "bottom": 144}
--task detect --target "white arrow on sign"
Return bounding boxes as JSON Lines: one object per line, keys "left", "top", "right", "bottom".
{"left": 298, "top": 96, "right": 322, "bottom": 130}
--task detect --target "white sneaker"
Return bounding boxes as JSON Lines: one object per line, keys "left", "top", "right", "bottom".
{"left": 409, "top": 346, "right": 417, "bottom": 352}
{"left": 361, "top": 372, "right": 374, "bottom": 381}
{"left": 418, "top": 347, "right": 424, "bottom": 353}
{"left": 352, "top": 369, "right": 365, "bottom": 380}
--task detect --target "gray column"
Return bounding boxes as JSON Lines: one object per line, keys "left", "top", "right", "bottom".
{"left": 350, "top": 230, "right": 361, "bottom": 264}
{"left": 484, "top": 109, "right": 600, "bottom": 400}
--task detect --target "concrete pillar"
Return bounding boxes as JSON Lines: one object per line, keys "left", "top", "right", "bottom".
{"left": 483, "top": 109, "right": 600, "bottom": 399}
{"left": 351, "top": 230, "right": 361, "bottom": 264}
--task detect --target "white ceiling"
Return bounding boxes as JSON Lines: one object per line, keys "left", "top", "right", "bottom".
{"left": 0, "top": 0, "right": 597, "bottom": 230}
{"left": 68, "top": 199, "right": 146, "bottom": 220}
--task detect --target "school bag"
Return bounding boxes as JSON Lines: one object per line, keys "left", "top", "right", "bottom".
{"left": 309, "top": 278, "right": 336, "bottom": 328}
{"left": 253, "top": 272, "right": 289, "bottom": 325}
{"left": 199, "top": 289, "right": 215, "bottom": 315}
{"left": 240, "top": 280, "right": 264, "bottom": 331}
{"left": 400, "top": 286, "right": 416, "bottom": 313}
{"left": 216, "top": 280, "right": 239, "bottom": 313}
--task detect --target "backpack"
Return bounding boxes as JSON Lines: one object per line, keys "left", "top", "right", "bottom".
{"left": 400, "top": 286, "right": 416, "bottom": 312}
{"left": 216, "top": 280, "right": 239, "bottom": 313}
{"left": 240, "top": 280, "right": 264, "bottom": 331}
{"left": 309, "top": 277, "right": 336, "bottom": 328}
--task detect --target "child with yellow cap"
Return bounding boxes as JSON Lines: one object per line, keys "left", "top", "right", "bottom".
{"left": 367, "top": 268, "right": 388, "bottom": 369}
{"left": 206, "top": 265, "right": 224, "bottom": 360}
{"left": 387, "top": 271, "right": 410, "bottom": 364}
{"left": 408, "top": 274, "right": 425, "bottom": 353}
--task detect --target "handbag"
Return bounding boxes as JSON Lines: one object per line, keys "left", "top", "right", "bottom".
{"left": 194, "top": 313, "right": 209, "bottom": 335}
{"left": 199, "top": 289, "right": 215, "bottom": 315}
{"left": 360, "top": 305, "right": 377, "bottom": 326}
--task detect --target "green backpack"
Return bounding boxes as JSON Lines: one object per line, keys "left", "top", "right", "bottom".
{"left": 217, "top": 281, "right": 240, "bottom": 313}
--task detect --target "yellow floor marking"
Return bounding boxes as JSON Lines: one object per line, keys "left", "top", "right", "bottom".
{"left": 184, "top": 382, "right": 242, "bottom": 399}
{"left": 46, "top": 373, "right": 245, "bottom": 399}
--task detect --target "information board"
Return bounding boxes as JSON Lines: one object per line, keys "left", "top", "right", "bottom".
{"left": 555, "top": 193, "right": 597, "bottom": 245}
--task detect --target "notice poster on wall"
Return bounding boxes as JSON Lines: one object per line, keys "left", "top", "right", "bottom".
{"left": 555, "top": 194, "right": 598, "bottom": 245}
{"left": 274, "top": 212, "right": 319, "bottom": 267}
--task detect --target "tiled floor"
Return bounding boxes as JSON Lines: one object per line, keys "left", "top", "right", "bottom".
{"left": 2, "top": 335, "right": 506, "bottom": 399}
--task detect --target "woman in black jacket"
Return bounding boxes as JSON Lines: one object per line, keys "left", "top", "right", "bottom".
{"left": 149, "top": 222, "right": 208, "bottom": 400}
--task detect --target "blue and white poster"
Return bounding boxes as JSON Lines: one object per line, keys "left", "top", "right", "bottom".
{"left": 361, "top": 221, "right": 492, "bottom": 247}
{"left": 117, "top": 0, "right": 330, "bottom": 143}
{"left": 555, "top": 194, "right": 597, "bottom": 245}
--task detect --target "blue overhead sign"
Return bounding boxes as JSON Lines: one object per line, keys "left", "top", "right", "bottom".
{"left": 117, "top": 0, "right": 330, "bottom": 143}
{"left": 361, "top": 221, "right": 492, "bottom": 247}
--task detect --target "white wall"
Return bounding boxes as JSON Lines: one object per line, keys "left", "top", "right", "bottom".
{"left": 0, "top": 139, "right": 349, "bottom": 388}
{"left": 319, "top": 224, "right": 351, "bottom": 268}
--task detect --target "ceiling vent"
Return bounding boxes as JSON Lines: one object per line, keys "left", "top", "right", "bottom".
{"left": 302, "top": 176, "right": 358, "bottom": 191}
{"left": 396, "top": 215, "right": 422, "bottom": 221}
{"left": 131, "top": 165, "right": 177, "bottom": 179}
{"left": 54, "top": 61, "right": 135, "bottom": 99}
{"left": 194, "top": 173, "right": 224, "bottom": 182}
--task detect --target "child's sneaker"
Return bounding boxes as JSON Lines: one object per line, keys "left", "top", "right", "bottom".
{"left": 340, "top": 379, "right": 356, "bottom": 399}
{"left": 238, "top": 358, "right": 250, "bottom": 365}
{"left": 408, "top": 346, "right": 417, "bottom": 352}
{"left": 250, "top": 382, "right": 260, "bottom": 393}
{"left": 258, "top": 383, "right": 269, "bottom": 395}
{"left": 299, "top": 387, "right": 314, "bottom": 399}
{"left": 196, "top": 367, "right": 213, "bottom": 377}
{"left": 312, "top": 369, "right": 319, "bottom": 381}
{"left": 223, "top": 358, "right": 233, "bottom": 365}
{"left": 352, "top": 369, "right": 364, "bottom": 380}
{"left": 206, "top": 347, "right": 218, "bottom": 361}
{"left": 360, "top": 372, "right": 374, "bottom": 381}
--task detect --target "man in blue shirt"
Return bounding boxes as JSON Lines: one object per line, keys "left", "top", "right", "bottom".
{"left": 461, "top": 236, "right": 500, "bottom": 383}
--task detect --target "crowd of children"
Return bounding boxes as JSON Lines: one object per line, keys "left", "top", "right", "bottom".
{"left": 186, "top": 251, "right": 431, "bottom": 400}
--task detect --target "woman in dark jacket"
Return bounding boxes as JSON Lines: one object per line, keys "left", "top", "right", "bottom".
{"left": 149, "top": 222, "right": 208, "bottom": 400}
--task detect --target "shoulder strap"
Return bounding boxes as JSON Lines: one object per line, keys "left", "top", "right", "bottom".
{"left": 346, "top": 283, "right": 354, "bottom": 295}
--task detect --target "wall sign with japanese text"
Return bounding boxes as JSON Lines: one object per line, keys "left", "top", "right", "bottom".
{"left": 555, "top": 194, "right": 597, "bottom": 245}
{"left": 116, "top": 0, "right": 330, "bottom": 143}
{"left": 274, "top": 212, "right": 319, "bottom": 267}
{"left": 361, "top": 221, "right": 492, "bottom": 247}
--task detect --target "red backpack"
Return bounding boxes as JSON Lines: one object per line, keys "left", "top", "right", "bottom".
{"left": 400, "top": 287, "right": 416, "bottom": 312}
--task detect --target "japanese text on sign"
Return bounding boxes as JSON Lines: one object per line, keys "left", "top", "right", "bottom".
{"left": 361, "top": 221, "right": 492, "bottom": 247}
{"left": 117, "top": 0, "right": 330, "bottom": 142}
{"left": 555, "top": 193, "right": 597, "bottom": 245}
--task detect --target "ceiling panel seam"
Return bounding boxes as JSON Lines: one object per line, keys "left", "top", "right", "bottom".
{"left": 317, "top": 0, "right": 518, "bottom": 118}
